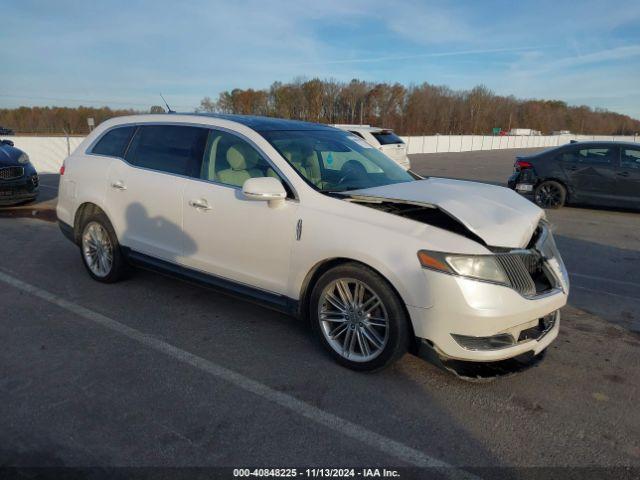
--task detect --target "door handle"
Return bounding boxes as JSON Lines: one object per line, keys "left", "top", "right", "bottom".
{"left": 110, "top": 181, "right": 127, "bottom": 190}
{"left": 617, "top": 171, "right": 630, "bottom": 177}
{"left": 189, "top": 199, "right": 212, "bottom": 211}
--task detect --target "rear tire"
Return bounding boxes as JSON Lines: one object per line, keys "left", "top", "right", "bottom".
{"left": 534, "top": 180, "right": 566, "bottom": 209}
{"left": 79, "top": 212, "right": 128, "bottom": 283}
{"left": 310, "top": 263, "right": 410, "bottom": 371}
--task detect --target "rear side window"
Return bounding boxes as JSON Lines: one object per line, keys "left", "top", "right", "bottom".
{"left": 125, "top": 125, "right": 209, "bottom": 177}
{"left": 91, "top": 126, "right": 136, "bottom": 157}
{"left": 371, "top": 131, "right": 404, "bottom": 145}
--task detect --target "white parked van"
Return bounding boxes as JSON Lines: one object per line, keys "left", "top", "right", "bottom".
{"left": 57, "top": 114, "right": 568, "bottom": 372}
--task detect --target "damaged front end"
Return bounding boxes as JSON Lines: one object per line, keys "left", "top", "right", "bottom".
{"left": 344, "top": 196, "right": 487, "bottom": 245}
{"left": 344, "top": 194, "right": 569, "bottom": 298}
{"left": 486, "top": 221, "right": 569, "bottom": 297}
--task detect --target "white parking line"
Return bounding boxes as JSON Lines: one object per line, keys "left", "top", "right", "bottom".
{"left": 0, "top": 269, "right": 477, "bottom": 479}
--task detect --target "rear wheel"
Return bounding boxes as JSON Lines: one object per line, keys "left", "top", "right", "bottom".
{"left": 80, "top": 212, "right": 127, "bottom": 283}
{"left": 534, "top": 180, "right": 566, "bottom": 209}
{"left": 310, "top": 263, "right": 410, "bottom": 371}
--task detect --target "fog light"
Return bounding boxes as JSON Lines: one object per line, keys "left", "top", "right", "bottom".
{"left": 451, "top": 333, "right": 515, "bottom": 351}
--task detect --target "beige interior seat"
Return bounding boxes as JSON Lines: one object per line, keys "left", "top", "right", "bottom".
{"left": 216, "top": 143, "right": 264, "bottom": 187}
{"left": 282, "top": 145, "right": 321, "bottom": 186}
{"left": 300, "top": 148, "right": 322, "bottom": 185}
{"left": 283, "top": 149, "right": 310, "bottom": 179}
{"left": 201, "top": 134, "right": 222, "bottom": 180}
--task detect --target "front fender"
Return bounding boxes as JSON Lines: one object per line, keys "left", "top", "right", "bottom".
{"left": 288, "top": 210, "right": 433, "bottom": 309}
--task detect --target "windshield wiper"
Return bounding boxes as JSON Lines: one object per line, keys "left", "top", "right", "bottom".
{"left": 321, "top": 185, "right": 365, "bottom": 194}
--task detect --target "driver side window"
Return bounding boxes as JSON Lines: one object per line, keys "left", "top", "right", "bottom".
{"left": 200, "top": 130, "right": 279, "bottom": 188}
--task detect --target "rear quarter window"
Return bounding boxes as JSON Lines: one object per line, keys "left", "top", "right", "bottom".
{"left": 91, "top": 126, "right": 136, "bottom": 157}
{"left": 621, "top": 148, "right": 640, "bottom": 170}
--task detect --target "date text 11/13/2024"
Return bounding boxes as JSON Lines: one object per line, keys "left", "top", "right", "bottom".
{"left": 233, "top": 468, "right": 401, "bottom": 477}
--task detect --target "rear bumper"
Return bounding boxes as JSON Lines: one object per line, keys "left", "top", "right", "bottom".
{"left": 508, "top": 170, "right": 538, "bottom": 191}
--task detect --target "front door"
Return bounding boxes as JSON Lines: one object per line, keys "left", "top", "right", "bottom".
{"left": 560, "top": 145, "right": 618, "bottom": 203}
{"left": 180, "top": 129, "right": 298, "bottom": 295}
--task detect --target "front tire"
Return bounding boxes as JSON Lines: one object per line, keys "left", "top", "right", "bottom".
{"left": 79, "top": 212, "right": 127, "bottom": 283}
{"left": 534, "top": 180, "right": 566, "bottom": 209}
{"left": 310, "top": 263, "right": 410, "bottom": 371}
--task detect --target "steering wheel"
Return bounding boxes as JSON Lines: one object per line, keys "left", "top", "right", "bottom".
{"left": 337, "top": 160, "right": 368, "bottom": 186}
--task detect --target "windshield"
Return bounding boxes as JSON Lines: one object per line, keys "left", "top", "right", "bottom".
{"left": 261, "top": 129, "right": 414, "bottom": 192}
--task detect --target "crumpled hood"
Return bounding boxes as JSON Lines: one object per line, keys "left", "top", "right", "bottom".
{"left": 347, "top": 178, "right": 544, "bottom": 248}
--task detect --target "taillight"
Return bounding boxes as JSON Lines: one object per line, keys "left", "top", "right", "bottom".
{"left": 59, "top": 162, "right": 65, "bottom": 175}
{"left": 516, "top": 160, "right": 533, "bottom": 169}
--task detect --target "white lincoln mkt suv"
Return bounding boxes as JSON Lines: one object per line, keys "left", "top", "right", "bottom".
{"left": 57, "top": 114, "right": 569, "bottom": 372}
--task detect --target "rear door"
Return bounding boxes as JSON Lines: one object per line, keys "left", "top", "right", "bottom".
{"left": 616, "top": 146, "right": 640, "bottom": 206}
{"left": 559, "top": 144, "right": 618, "bottom": 204}
{"left": 106, "top": 124, "right": 208, "bottom": 262}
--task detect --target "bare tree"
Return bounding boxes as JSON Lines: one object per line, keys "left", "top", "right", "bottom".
{"left": 3, "top": 79, "right": 639, "bottom": 134}
{"left": 197, "top": 97, "right": 216, "bottom": 113}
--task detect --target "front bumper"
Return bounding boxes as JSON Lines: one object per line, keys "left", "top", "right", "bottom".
{"left": 408, "top": 268, "right": 567, "bottom": 362}
{"left": 0, "top": 173, "right": 39, "bottom": 205}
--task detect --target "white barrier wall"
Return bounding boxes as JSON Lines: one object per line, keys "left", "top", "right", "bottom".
{"left": 2, "top": 134, "right": 638, "bottom": 174}
{"left": 1, "top": 136, "right": 85, "bottom": 174}
{"left": 401, "top": 134, "right": 638, "bottom": 154}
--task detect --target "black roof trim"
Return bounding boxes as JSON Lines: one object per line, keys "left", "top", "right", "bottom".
{"left": 183, "top": 113, "right": 337, "bottom": 132}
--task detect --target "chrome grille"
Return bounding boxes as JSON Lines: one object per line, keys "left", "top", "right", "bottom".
{"left": 0, "top": 166, "right": 24, "bottom": 180}
{"left": 495, "top": 252, "right": 541, "bottom": 297}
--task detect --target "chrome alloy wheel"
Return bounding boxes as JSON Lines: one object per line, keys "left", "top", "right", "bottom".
{"left": 318, "top": 278, "right": 389, "bottom": 362}
{"left": 82, "top": 221, "right": 113, "bottom": 277}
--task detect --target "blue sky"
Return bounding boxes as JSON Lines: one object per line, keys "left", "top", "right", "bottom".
{"left": 2, "top": 0, "right": 640, "bottom": 118}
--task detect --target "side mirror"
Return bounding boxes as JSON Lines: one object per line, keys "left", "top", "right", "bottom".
{"left": 242, "top": 177, "right": 287, "bottom": 206}
{"left": 1, "top": 139, "right": 14, "bottom": 147}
